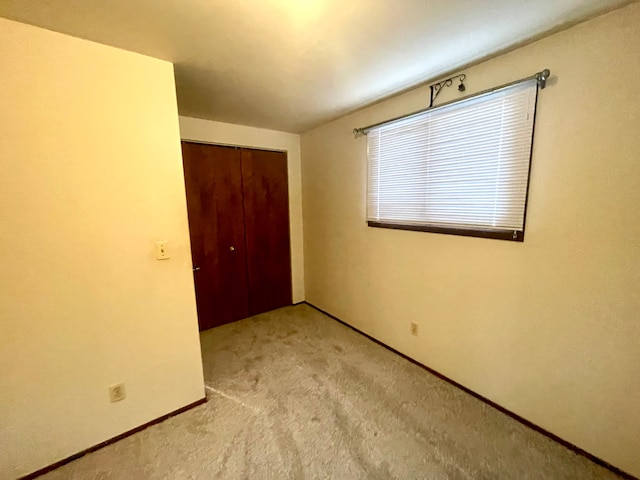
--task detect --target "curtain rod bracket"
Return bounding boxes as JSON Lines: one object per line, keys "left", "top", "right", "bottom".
{"left": 429, "top": 73, "right": 466, "bottom": 108}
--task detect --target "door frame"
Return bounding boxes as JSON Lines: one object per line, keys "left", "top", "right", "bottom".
{"left": 180, "top": 140, "right": 295, "bottom": 316}
{"left": 178, "top": 117, "right": 304, "bottom": 306}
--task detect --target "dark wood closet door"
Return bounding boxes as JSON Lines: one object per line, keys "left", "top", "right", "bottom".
{"left": 241, "top": 148, "right": 292, "bottom": 315}
{"left": 181, "top": 142, "right": 249, "bottom": 330}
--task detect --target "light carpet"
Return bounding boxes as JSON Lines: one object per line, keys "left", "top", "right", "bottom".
{"left": 39, "top": 304, "right": 623, "bottom": 479}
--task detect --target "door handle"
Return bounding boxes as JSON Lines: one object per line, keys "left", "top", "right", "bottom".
{"left": 193, "top": 266, "right": 201, "bottom": 272}
{"left": 229, "top": 246, "right": 235, "bottom": 251}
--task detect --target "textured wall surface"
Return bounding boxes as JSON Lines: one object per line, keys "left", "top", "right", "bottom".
{"left": 0, "top": 18, "right": 205, "bottom": 479}
{"left": 301, "top": 4, "right": 640, "bottom": 477}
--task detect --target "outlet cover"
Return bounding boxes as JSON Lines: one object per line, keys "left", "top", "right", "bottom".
{"left": 410, "top": 322, "right": 419, "bottom": 336}
{"left": 109, "top": 383, "right": 126, "bottom": 403}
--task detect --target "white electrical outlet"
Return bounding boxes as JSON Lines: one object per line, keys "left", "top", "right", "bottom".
{"left": 155, "top": 241, "right": 169, "bottom": 260}
{"left": 109, "top": 383, "right": 126, "bottom": 403}
{"left": 410, "top": 322, "right": 419, "bottom": 336}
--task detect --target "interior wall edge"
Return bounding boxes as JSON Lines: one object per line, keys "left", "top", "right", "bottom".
{"left": 303, "top": 301, "right": 639, "bottom": 480}
{"left": 16, "top": 397, "right": 208, "bottom": 480}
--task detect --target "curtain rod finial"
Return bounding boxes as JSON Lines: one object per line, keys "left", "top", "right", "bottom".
{"left": 536, "top": 68, "right": 551, "bottom": 89}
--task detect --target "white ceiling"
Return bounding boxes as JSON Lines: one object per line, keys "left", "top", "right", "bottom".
{"left": 0, "top": 0, "right": 631, "bottom": 132}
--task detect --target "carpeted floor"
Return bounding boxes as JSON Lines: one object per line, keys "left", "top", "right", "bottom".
{"left": 39, "top": 304, "right": 623, "bottom": 479}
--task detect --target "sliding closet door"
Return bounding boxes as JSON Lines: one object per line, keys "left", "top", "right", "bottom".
{"left": 241, "top": 148, "right": 292, "bottom": 315}
{"left": 181, "top": 142, "right": 249, "bottom": 330}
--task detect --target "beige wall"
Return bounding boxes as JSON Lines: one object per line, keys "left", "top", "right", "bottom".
{"left": 0, "top": 19, "right": 205, "bottom": 479}
{"left": 301, "top": 4, "right": 640, "bottom": 477}
{"left": 179, "top": 116, "right": 305, "bottom": 304}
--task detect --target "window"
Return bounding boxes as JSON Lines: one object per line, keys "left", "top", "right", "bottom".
{"left": 367, "top": 79, "right": 538, "bottom": 241}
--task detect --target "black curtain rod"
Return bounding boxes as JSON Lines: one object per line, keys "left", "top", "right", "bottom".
{"left": 353, "top": 69, "right": 551, "bottom": 136}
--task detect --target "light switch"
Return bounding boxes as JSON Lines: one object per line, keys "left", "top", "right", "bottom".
{"left": 155, "top": 241, "right": 169, "bottom": 260}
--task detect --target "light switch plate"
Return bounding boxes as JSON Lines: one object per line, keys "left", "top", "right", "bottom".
{"left": 109, "top": 383, "right": 126, "bottom": 403}
{"left": 155, "top": 241, "right": 169, "bottom": 260}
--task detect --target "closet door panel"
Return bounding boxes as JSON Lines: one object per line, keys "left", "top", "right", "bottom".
{"left": 241, "top": 148, "right": 292, "bottom": 315}
{"left": 182, "top": 142, "right": 249, "bottom": 330}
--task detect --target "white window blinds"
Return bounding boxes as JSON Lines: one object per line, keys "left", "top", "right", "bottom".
{"left": 367, "top": 79, "right": 538, "bottom": 241}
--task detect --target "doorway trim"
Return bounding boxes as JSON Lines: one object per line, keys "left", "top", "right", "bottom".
{"left": 178, "top": 116, "right": 304, "bottom": 304}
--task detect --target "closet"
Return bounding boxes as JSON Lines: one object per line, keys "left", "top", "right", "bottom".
{"left": 181, "top": 141, "right": 292, "bottom": 331}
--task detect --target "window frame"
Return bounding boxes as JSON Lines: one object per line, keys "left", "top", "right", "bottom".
{"left": 365, "top": 79, "right": 541, "bottom": 242}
